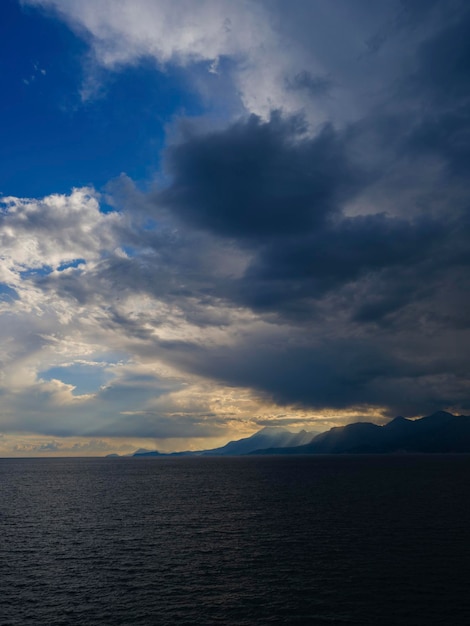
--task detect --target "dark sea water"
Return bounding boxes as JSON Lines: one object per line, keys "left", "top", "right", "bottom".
{"left": 1, "top": 455, "right": 470, "bottom": 625}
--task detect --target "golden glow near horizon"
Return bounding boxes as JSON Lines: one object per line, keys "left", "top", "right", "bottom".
{"left": 0, "top": 381, "right": 390, "bottom": 457}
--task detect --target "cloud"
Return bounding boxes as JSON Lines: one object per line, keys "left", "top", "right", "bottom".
{"left": 3, "top": 101, "right": 468, "bottom": 429}
{"left": 158, "top": 113, "right": 364, "bottom": 239}
{"left": 25, "top": 0, "right": 265, "bottom": 67}
{"left": 0, "top": 434, "right": 131, "bottom": 457}
{"left": 23, "top": 0, "right": 438, "bottom": 123}
{"left": 141, "top": 312, "right": 470, "bottom": 419}
{"left": 0, "top": 188, "right": 120, "bottom": 277}
{"left": 154, "top": 110, "right": 468, "bottom": 323}
{"left": 23, "top": 0, "right": 275, "bottom": 112}
{"left": 286, "top": 71, "right": 332, "bottom": 98}
{"left": 2, "top": 0, "right": 469, "bottom": 449}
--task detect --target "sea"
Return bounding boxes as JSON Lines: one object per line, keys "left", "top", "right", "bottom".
{"left": 1, "top": 455, "right": 470, "bottom": 625}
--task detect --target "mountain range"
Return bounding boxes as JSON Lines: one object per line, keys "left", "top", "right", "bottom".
{"left": 119, "top": 411, "right": 470, "bottom": 457}
{"left": 132, "top": 427, "right": 317, "bottom": 457}
{"left": 255, "top": 411, "right": 470, "bottom": 455}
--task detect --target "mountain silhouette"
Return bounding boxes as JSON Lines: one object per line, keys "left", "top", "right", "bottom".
{"left": 129, "top": 412, "right": 470, "bottom": 457}
{"left": 201, "top": 427, "right": 316, "bottom": 456}
{"left": 132, "top": 427, "right": 318, "bottom": 457}
{"left": 254, "top": 411, "right": 470, "bottom": 454}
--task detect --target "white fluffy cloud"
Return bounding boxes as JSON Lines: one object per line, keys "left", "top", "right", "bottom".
{"left": 0, "top": 188, "right": 119, "bottom": 275}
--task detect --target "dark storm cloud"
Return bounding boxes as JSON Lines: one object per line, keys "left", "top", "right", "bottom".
{"left": 404, "top": 6, "right": 470, "bottom": 176}
{"left": 231, "top": 213, "right": 445, "bottom": 315}
{"left": 413, "top": 5, "right": 470, "bottom": 104}
{"left": 155, "top": 97, "right": 469, "bottom": 324}
{"left": 143, "top": 3, "right": 470, "bottom": 416}
{"left": 151, "top": 328, "right": 470, "bottom": 418}
{"left": 156, "top": 336, "right": 405, "bottom": 408}
{"left": 27, "top": 0, "right": 470, "bottom": 420}
{"left": 159, "top": 113, "right": 365, "bottom": 239}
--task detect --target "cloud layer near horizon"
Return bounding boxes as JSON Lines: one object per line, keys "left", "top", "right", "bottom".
{"left": 1, "top": 0, "right": 469, "bottom": 452}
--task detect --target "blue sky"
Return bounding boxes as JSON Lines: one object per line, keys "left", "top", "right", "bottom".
{"left": 1, "top": 0, "right": 206, "bottom": 198}
{"left": 1, "top": 0, "right": 469, "bottom": 455}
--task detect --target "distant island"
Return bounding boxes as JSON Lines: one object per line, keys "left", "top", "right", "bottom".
{"left": 107, "top": 411, "right": 470, "bottom": 458}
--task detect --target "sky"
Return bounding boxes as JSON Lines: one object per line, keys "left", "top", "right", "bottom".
{"left": 0, "top": 0, "right": 469, "bottom": 456}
